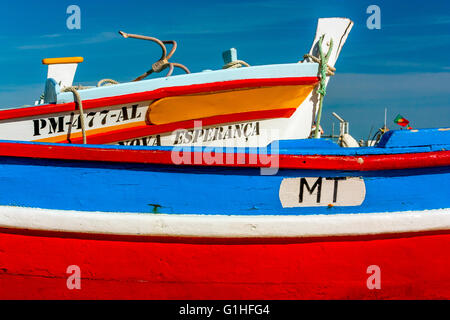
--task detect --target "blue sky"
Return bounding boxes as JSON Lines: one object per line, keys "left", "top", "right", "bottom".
{"left": 0, "top": 0, "right": 449, "bottom": 139}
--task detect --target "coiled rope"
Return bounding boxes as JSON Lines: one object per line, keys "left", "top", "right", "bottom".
{"left": 118, "top": 31, "right": 190, "bottom": 81}
{"left": 97, "top": 79, "right": 119, "bottom": 87}
{"left": 222, "top": 60, "right": 250, "bottom": 69}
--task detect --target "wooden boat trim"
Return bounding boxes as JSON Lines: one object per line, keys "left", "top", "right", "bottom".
{"left": 0, "top": 206, "right": 449, "bottom": 242}
{"left": 0, "top": 140, "right": 449, "bottom": 171}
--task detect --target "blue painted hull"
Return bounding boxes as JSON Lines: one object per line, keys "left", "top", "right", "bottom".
{"left": 0, "top": 156, "right": 448, "bottom": 215}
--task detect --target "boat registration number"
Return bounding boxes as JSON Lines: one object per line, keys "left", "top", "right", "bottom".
{"left": 279, "top": 177, "right": 366, "bottom": 207}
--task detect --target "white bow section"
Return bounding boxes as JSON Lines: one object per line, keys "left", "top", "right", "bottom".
{"left": 47, "top": 63, "right": 78, "bottom": 89}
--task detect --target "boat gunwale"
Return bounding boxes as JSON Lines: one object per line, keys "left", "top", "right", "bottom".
{"left": 0, "top": 139, "right": 449, "bottom": 171}
{"left": 0, "top": 76, "right": 319, "bottom": 121}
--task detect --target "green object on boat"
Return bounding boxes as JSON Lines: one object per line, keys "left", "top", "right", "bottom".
{"left": 314, "top": 35, "right": 333, "bottom": 139}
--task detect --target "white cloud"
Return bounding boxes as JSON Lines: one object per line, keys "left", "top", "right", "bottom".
{"left": 17, "top": 43, "right": 66, "bottom": 50}
{"left": 81, "top": 32, "right": 117, "bottom": 44}
{"left": 17, "top": 32, "right": 118, "bottom": 50}
{"left": 40, "top": 34, "right": 62, "bottom": 39}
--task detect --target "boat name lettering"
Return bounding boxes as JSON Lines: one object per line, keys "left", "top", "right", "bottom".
{"left": 173, "top": 122, "right": 260, "bottom": 145}
{"left": 116, "top": 135, "right": 161, "bottom": 146}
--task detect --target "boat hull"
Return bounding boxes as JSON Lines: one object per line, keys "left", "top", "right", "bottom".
{"left": 0, "top": 130, "right": 449, "bottom": 299}
{"left": 0, "top": 66, "right": 320, "bottom": 146}
{"left": 1, "top": 227, "right": 450, "bottom": 300}
{"left": 0, "top": 152, "right": 448, "bottom": 215}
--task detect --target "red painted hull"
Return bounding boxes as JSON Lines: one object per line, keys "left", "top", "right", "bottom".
{"left": 1, "top": 140, "right": 450, "bottom": 171}
{"left": 1, "top": 231, "right": 450, "bottom": 300}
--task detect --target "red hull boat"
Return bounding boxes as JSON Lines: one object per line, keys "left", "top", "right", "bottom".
{"left": 2, "top": 230, "right": 450, "bottom": 300}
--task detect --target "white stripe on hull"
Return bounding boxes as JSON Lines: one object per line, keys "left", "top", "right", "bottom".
{"left": 0, "top": 206, "right": 449, "bottom": 238}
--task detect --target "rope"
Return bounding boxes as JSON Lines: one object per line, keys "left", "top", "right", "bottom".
{"left": 316, "top": 35, "right": 334, "bottom": 96}
{"left": 302, "top": 54, "right": 336, "bottom": 76}
{"left": 118, "top": 31, "right": 190, "bottom": 81}
{"left": 97, "top": 79, "right": 119, "bottom": 87}
{"left": 313, "top": 35, "right": 334, "bottom": 139}
{"left": 62, "top": 87, "right": 87, "bottom": 144}
{"left": 222, "top": 60, "right": 250, "bottom": 69}
{"left": 66, "top": 84, "right": 93, "bottom": 90}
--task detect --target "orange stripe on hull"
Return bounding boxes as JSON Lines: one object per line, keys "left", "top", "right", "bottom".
{"left": 148, "top": 85, "right": 315, "bottom": 125}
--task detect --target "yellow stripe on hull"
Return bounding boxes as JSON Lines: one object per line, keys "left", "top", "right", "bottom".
{"left": 147, "top": 85, "right": 315, "bottom": 125}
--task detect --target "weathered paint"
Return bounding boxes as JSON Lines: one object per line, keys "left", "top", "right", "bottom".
{"left": 1, "top": 230, "right": 450, "bottom": 299}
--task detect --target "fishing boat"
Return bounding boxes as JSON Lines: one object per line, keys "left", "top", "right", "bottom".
{"left": 0, "top": 18, "right": 449, "bottom": 300}
{"left": 0, "top": 18, "right": 353, "bottom": 147}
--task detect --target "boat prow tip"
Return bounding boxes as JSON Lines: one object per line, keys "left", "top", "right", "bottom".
{"left": 307, "top": 17, "right": 354, "bottom": 71}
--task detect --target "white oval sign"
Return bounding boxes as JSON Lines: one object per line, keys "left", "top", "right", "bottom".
{"left": 279, "top": 177, "right": 366, "bottom": 208}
